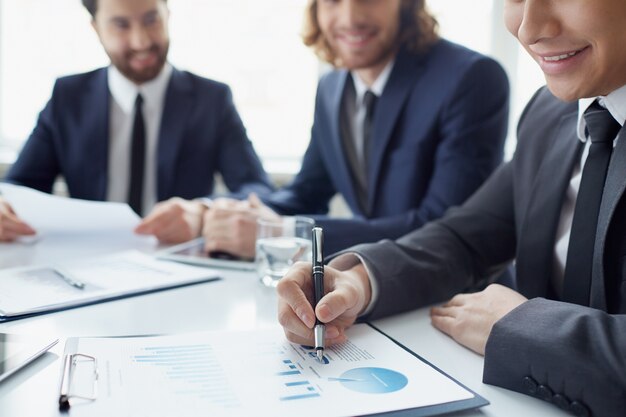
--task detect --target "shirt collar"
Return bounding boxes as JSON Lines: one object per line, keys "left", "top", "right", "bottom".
{"left": 351, "top": 58, "right": 395, "bottom": 104}
{"left": 107, "top": 62, "right": 173, "bottom": 114}
{"left": 577, "top": 84, "right": 626, "bottom": 142}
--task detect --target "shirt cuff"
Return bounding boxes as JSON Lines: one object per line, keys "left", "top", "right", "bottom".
{"left": 328, "top": 253, "right": 379, "bottom": 317}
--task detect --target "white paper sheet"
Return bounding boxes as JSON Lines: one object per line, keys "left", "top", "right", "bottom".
{"left": 64, "top": 324, "right": 478, "bottom": 417}
{"left": 0, "top": 251, "right": 219, "bottom": 318}
{"left": 0, "top": 183, "right": 140, "bottom": 235}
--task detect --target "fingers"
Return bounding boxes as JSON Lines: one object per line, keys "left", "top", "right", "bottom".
{"left": 430, "top": 305, "right": 459, "bottom": 318}
{"left": 202, "top": 207, "right": 257, "bottom": 257}
{"left": 430, "top": 312, "right": 457, "bottom": 336}
{"left": 135, "top": 208, "right": 178, "bottom": 238}
{"left": 316, "top": 280, "right": 360, "bottom": 323}
{"left": 276, "top": 264, "right": 318, "bottom": 345}
{"left": 282, "top": 328, "right": 315, "bottom": 346}
{"left": 248, "top": 193, "right": 261, "bottom": 208}
{"left": 430, "top": 304, "right": 463, "bottom": 339}
{"left": 135, "top": 199, "right": 203, "bottom": 243}
{"left": 442, "top": 293, "right": 471, "bottom": 307}
{"left": 0, "top": 203, "right": 36, "bottom": 241}
{"left": 276, "top": 263, "right": 366, "bottom": 348}
{"left": 277, "top": 263, "right": 316, "bottom": 328}
{"left": 211, "top": 198, "right": 240, "bottom": 210}
{"left": 282, "top": 326, "right": 346, "bottom": 346}
{"left": 135, "top": 210, "right": 169, "bottom": 235}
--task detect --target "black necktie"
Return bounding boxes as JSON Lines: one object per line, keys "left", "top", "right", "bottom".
{"left": 362, "top": 90, "right": 377, "bottom": 173}
{"left": 128, "top": 94, "right": 145, "bottom": 215}
{"left": 563, "top": 101, "right": 622, "bottom": 305}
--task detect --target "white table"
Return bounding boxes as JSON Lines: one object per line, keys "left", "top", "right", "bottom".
{"left": 0, "top": 239, "right": 569, "bottom": 417}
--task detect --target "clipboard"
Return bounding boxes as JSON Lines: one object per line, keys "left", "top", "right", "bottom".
{"left": 58, "top": 324, "right": 488, "bottom": 416}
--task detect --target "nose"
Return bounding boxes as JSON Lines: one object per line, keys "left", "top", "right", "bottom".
{"left": 128, "top": 25, "right": 151, "bottom": 50}
{"left": 516, "top": 0, "right": 561, "bottom": 46}
{"left": 338, "top": 0, "right": 365, "bottom": 28}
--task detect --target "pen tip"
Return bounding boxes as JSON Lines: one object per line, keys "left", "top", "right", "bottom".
{"left": 316, "top": 349, "right": 324, "bottom": 363}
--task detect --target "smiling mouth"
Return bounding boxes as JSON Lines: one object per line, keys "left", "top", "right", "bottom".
{"left": 343, "top": 34, "right": 370, "bottom": 43}
{"left": 542, "top": 48, "right": 587, "bottom": 62}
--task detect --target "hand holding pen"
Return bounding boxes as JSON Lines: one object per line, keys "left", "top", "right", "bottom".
{"left": 276, "top": 247, "right": 373, "bottom": 350}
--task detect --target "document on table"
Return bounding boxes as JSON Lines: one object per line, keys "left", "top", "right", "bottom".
{"left": 0, "top": 183, "right": 141, "bottom": 235}
{"left": 61, "top": 324, "right": 487, "bottom": 417}
{"left": 0, "top": 251, "right": 220, "bottom": 321}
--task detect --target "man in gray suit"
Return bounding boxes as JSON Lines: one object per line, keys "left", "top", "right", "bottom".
{"left": 277, "top": 1, "right": 626, "bottom": 416}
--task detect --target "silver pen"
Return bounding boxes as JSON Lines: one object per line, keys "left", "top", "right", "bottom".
{"left": 52, "top": 268, "right": 85, "bottom": 290}
{"left": 312, "top": 227, "right": 325, "bottom": 362}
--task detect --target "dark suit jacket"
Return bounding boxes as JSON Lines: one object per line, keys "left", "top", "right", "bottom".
{"left": 348, "top": 87, "right": 626, "bottom": 416}
{"left": 265, "top": 40, "right": 509, "bottom": 254}
{"left": 5, "top": 67, "right": 273, "bottom": 202}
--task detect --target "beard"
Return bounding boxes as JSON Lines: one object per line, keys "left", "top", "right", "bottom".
{"left": 110, "top": 41, "right": 170, "bottom": 84}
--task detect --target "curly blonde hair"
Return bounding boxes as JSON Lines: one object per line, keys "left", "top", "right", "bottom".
{"left": 302, "top": 0, "right": 439, "bottom": 67}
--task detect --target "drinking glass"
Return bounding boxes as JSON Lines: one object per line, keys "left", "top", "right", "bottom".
{"left": 255, "top": 216, "right": 315, "bottom": 287}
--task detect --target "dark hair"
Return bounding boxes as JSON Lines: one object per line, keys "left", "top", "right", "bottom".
{"left": 302, "top": 0, "right": 439, "bottom": 66}
{"left": 81, "top": 0, "right": 168, "bottom": 18}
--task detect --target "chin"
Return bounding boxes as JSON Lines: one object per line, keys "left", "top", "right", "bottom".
{"left": 545, "top": 79, "right": 588, "bottom": 102}
{"left": 123, "top": 63, "right": 165, "bottom": 84}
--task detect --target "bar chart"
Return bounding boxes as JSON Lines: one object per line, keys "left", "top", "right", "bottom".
{"left": 275, "top": 358, "right": 321, "bottom": 401}
{"left": 131, "top": 343, "right": 240, "bottom": 408}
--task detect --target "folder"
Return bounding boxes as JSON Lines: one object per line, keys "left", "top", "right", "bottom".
{"left": 0, "top": 251, "right": 220, "bottom": 321}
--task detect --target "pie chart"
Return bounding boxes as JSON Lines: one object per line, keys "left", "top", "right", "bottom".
{"left": 334, "top": 367, "right": 408, "bottom": 394}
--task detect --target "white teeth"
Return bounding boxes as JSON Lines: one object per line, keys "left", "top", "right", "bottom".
{"left": 345, "top": 34, "right": 368, "bottom": 42}
{"left": 544, "top": 51, "right": 579, "bottom": 62}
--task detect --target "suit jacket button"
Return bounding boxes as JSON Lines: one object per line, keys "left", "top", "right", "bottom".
{"left": 522, "top": 376, "right": 538, "bottom": 395}
{"left": 552, "top": 394, "right": 570, "bottom": 410}
{"left": 570, "top": 401, "right": 591, "bottom": 417}
{"left": 536, "top": 384, "right": 554, "bottom": 402}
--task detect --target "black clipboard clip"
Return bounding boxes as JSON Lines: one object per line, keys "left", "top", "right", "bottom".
{"left": 59, "top": 353, "right": 98, "bottom": 410}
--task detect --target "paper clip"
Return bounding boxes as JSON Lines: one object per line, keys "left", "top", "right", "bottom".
{"left": 58, "top": 353, "right": 98, "bottom": 410}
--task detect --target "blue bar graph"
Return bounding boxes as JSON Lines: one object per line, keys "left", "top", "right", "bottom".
{"left": 279, "top": 393, "right": 321, "bottom": 401}
{"left": 276, "top": 370, "right": 301, "bottom": 376}
{"left": 285, "top": 381, "right": 309, "bottom": 387}
{"left": 275, "top": 358, "right": 321, "bottom": 402}
{"left": 131, "top": 343, "right": 240, "bottom": 408}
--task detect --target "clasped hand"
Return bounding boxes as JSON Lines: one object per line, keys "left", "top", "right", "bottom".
{"left": 202, "top": 194, "right": 280, "bottom": 258}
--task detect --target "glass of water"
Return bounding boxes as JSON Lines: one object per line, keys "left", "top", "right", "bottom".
{"left": 256, "top": 216, "right": 315, "bottom": 287}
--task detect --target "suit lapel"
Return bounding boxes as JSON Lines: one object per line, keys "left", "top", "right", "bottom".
{"left": 592, "top": 125, "right": 626, "bottom": 310}
{"left": 516, "top": 112, "right": 582, "bottom": 299}
{"left": 367, "top": 49, "right": 425, "bottom": 214}
{"left": 328, "top": 72, "right": 362, "bottom": 212}
{"left": 156, "top": 68, "right": 193, "bottom": 200}
{"left": 83, "top": 68, "right": 110, "bottom": 200}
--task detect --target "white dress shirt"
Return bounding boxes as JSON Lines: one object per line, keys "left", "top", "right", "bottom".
{"left": 106, "top": 63, "right": 173, "bottom": 216}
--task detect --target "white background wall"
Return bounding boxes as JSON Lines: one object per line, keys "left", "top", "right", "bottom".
{"left": 0, "top": 0, "right": 546, "bottom": 177}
